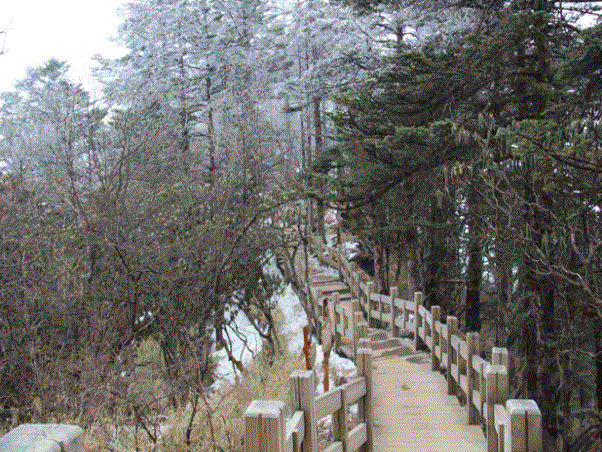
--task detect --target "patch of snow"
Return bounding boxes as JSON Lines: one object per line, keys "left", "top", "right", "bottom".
{"left": 344, "top": 241, "right": 360, "bottom": 260}
{"left": 211, "top": 251, "right": 358, "bottom": 411}
{"left": 277, "top": 283, "right": 306, "bottom": 352}
{"left": 324, "top": 209, "right": 338, "bottom": 227}
{"left": 212, "top": 308, "right": 263, "bottom": 387}
{"left": 308, "top": 254, "right": 339, "bottom": 278}
{"left": 212, "top": 253, "right": 284, "bottom": 388}
{"left": 314, "top": 343, "right": 358, "bottom": 396}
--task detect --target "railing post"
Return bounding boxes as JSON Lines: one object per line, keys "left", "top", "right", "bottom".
{"left": 357, "top": 347, "right": 374, "bottom": 452}
{"left": 0, "top": 425, "right": 84, "bottom": 452}
{"left": 414, "top": 292, "right": 424, "bottom": 351}
{"left": 353, "top": 272, "right": 360, "bottom": 306}
{"left": 334, "top": 383, "right": 349, "bottom": 451}
{"left": 290, "top": 370, "right": 317, "bottom": 452}
{"left": 332, "top": 292, "right": 341, "bottom": 353}
{"left": 367, "top": 282, "right": 374, "bottom": 327}
{"left": 431, "top": 306, "right": 441, "bottom": 371}
{"left": 507, "top": 400, "right": 542, "bottom": 452}
{"left": 466, "top": 332, "right": 480, "bottom": 424}
{"left": 352, "top": 299, "right": 361, "bottom": 361}
{"left": 245, "top": 400, "right": 286, "bottom": 452}
{"left": 446, "top": 316, "right": 458, "bottom": 395}
{"left": 359, "top": 336, "right": 371, "bottom": 350}
{"left": 353, "top": 309, "right": 362, "bottom": 362}
{"left": 357, "top": 314, "right": 369, "bottom": 343}
{"left": 315, "top": 288, "right": 323, "bottom": 320}
{"left": 492, "top": 347, "right": 509, "bottom": 369}
{"left": 414, "top": 291, "right": 424, "bottom": 350}
{"left": 485, "top": 364, "right": 508, "bottom": 452}
{"left": 390, "top": 287, "right": 399, "bottom": 337}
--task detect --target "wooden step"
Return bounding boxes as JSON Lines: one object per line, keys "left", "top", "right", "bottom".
{"left": 372, "top": 337, "right": 404, "bottom": 351}
{"left": 369, "top": 330, "right": 389, "bottom": 341}
{"left": 309, "top": 274, "right": 339, "bottom": 284}
{"left": 313, "top": 282, "right": 348, "bottom": 294}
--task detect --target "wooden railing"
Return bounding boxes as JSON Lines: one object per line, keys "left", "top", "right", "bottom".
{"left": 244, "top": 346, "right": 373, "bottom": 452}
{"left": 247, "top": 236, "right": 542, "bottom": 452}
{"left": 333, "top": 242, "right": 543, "bottom": 452}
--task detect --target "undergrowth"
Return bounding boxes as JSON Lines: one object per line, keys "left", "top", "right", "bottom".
{"left": 84, "top": 301, "right": 305, "bottom": 451}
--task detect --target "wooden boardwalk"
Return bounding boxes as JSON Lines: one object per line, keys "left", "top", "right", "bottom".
{"left": 295, "top": 243, "right": 488, "bottom": 452}
{"left": 372, "top": 350, "right": 486, "bottom": 452}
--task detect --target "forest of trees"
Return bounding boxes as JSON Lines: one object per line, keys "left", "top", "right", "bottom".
{"left": 1, "top": 1, "right": 602, "bottom": 451}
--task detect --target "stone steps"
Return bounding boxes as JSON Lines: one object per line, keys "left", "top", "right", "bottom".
{"left": 368, "top": 328, "right": 416, "bottom": 360}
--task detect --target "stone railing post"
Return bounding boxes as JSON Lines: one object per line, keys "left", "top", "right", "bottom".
{"left": 353, "top": 308, "right": 363, "bottom": 362}
{"left": 353, "top": 272, "right": 360, "bottom": 303}
{"left": 492, "top": 347, "right": 509, "bottom": 368}
{"left": 390, "top": 287, "right": 399, "bottom": 337}
{"left": 333, "top": 382, "right": 348, "bottom": 451}
{"left": 357, "top": 347, "right": 374, "bottom": 452}
{"left": 290, "top": 370, "right": 317, "bottom": 452}
{"left": 446, "top": 316, "right": 459, "bottom": 395}
{"left": 315, "top": 288, "right": 323, "bottom": 319}
{"left": 431, "top": 306, "right": 441, "bottom": 371}
{"left": 245, "top": 401, "right": 286, "bottom": 452}
{"left": 414, "top": 291, "right": 424, "bottom": 350}
{"left": 485, "top": 364, "right": 508, "bottom": 452}
{"left": 0, "top": 425, "right": 84, "bottom": 452}
{"left": 507, "top": 400, "right": 542, "bottom": 452}
{"left": 466, "top": 332, "right": 480, "bottom": 424}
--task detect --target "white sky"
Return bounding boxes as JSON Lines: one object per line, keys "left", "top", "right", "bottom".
{"left": 0, "top": 1, "right": 128, "bottom": 95}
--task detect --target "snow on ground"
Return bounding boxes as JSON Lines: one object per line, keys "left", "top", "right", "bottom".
{"left": 308, "top": 254, "right": 339, "bottom": 278}
{"left": 325, "top": 209, "right": 338, "bottom": 229}
{"left": 210, "top": 250, "right": 359, "bottom": 440}
{"left": 314, "top": 343, "right": 358, "bottom": 393}
{"left": 277, "top": 283, "right": 306, "bottom": 352}
{"left": 212, "top": 253, "right": 356, "bottom": 389}
{"left": 343, "top": 241, "right": 360, "bottom": 260}
{"left": 212, "top": 307, "right": 264, "bottom": 386}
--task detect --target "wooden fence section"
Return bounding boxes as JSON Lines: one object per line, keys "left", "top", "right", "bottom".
{"left": 245, "top": 348, "right": 373, "bottom": 452}
{"left": 333, "top": 242, "right": 543, "bottom": 452}
{"left": 247, "top": 236, "right": 542, "bottom": 452}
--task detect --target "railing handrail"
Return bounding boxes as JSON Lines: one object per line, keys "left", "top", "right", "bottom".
{"left": 245, "top": 348, "right": 373, "bottom": 452}
{"left": 246, "top": 235, "right": 542, "bottom": 452}
{"left": 329, "top": 238, "right": 542, "bottom": 452}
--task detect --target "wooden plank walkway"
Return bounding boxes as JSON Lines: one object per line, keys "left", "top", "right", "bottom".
{"left": 296, "top": 241, "right": 488, "bottom": 452}
{"left": 372, "top": 352, "right": 486, "bottom": 452}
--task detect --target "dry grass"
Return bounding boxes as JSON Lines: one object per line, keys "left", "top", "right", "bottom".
{"left": 159, "top": 349, "right": 304, "bottom": 452}
{"left": 82, "top": 304, "right": 305, "bottom": 451}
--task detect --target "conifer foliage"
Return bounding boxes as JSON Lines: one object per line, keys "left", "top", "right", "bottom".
{"left": 324, "top": 2, "right": 602, "bottom": 450}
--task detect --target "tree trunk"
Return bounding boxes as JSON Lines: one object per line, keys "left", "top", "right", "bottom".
{"left": 313, "top": 97, "right": 326, "bottom": 241}
{"left": 594, "top": 320, "right": 602, "bottom": 413}
{"left": 424, "top": 191, "right": 448, "bottom": 310}
{"left": 465, "top": 176, "right": 482, "bottom": 332}
{"left": 372, "top": 208, "right": 389, "bottom": 295}
{"left": 405, "top": 182, "right": 418, "bottom": 299}
{"left": 205, "top": 76, "right": 216, "bottom": 175}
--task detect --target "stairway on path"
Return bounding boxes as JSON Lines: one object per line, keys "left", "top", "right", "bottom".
{"left": 369, "top": 329, "right": 416, "bottom": 359}
{"left": 300, "top": 242, "right": 487, "bottom": 452}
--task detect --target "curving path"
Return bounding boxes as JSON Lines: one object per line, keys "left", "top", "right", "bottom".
{"left": 298, "top": 241, "right": 487, "bottom": 452}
